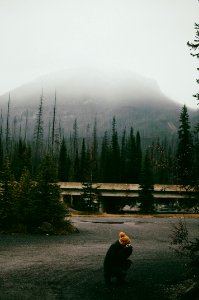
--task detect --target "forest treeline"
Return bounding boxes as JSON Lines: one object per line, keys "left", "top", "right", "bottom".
{"left": 0, "top": 97, "right": 198, "bottom": 186}
{"left": 0, "top": 96, "right": 199, "bottom": 232}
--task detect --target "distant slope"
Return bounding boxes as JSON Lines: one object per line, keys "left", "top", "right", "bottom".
{"left": 0, "top": 68, "right": 196, "bottom": 138}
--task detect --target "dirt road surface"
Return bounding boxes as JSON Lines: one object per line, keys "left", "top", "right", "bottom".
{"left": 0, "top": 215, "right": 198, "bottom": 300}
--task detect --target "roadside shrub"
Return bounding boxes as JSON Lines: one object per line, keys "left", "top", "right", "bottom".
{"left": 0, "top": 158, "right": 77, "bottom": 235}
{"left": 170, "top": 217, "right": 199, "bottom": 276}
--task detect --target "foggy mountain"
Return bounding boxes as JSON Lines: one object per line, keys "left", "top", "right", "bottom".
{"left": 0, "top": 68, "right": 195, "bottom": 138}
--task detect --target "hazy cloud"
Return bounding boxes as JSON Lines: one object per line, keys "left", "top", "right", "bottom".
{"left": 0, "top": 0, "right": 198, "bottom": 108}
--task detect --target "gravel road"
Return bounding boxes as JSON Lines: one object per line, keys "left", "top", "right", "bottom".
{"left": 0, "top": 215, "right": 198, "bottom": 300}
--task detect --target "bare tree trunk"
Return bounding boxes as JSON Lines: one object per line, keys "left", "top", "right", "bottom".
{"left": 5, "top": 95, "right": 11, "bottom": 155}
{"left": 51, "top": 92, "right": 57, "bottom": 154}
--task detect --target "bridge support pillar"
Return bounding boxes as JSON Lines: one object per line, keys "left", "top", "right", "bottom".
{"left": 98, "top": 200, "right": 104, "bottom": 213}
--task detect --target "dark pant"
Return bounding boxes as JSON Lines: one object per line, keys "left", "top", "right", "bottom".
{"left": 104, "top": 259, "right": 132, "bottom": 284}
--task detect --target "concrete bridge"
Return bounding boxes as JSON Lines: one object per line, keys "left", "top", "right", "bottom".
{"left": 58, "top": 182, "right": 194, "bottom": 211}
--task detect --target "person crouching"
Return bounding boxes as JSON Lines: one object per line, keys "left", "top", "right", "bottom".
{"left": 103, "top": 232, "right": 133, "bottom": 285}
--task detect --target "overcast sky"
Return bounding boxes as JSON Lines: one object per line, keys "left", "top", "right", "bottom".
{"left": 0, "top": 0, "right": 198, "bottom": 108}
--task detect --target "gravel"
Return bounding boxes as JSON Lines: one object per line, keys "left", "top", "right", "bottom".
{"left": 0, "top": 215, "right": 198, "bottom": 300}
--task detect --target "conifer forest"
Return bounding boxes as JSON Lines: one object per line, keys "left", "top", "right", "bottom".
{"left": 0, "top": 95, "right": 199, "bottom": 233}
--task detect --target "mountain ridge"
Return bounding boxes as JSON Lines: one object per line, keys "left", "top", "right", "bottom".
{"left": 0, "top": 68, "right": 196, "bottom": 138}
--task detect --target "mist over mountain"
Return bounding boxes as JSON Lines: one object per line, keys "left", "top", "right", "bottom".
{"left": 0, "top": 68, "right": 196, "bottom": 138}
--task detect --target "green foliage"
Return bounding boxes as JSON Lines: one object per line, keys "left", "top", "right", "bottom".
{"left": 0, "top": 97, "right": 184, "bottom": 185}
{"left": 74, "top": 150, "right": 80, "bottom": 181}
{"left": 187, "top": 22, "right": 199, "bottom": 102}
{"left": 170, "top": 217, "right": 189, "bottom": 247}
{"left": 0, "top": 127, "right": 3, "bottom": 175}
{"left": 38, "top": 154, "right": 57, "bottom": 183}
{"left": 126, "top": 127, "right": 136, "bottom": 182}
{"left": 12, "top": 139, "right": 32, "bottom": 181}
{"left": 176, "top": 105, "right": 194, "bottom": 186}
{"left": 91, "top": 117, "right": 98, "bottom": 182}
{"left": 170, "top": 218, "right": 199, "bottom": 276}
{"left": 149, "top": 138, "right": 175, "bottom": 184}
{"left": 13, "top": 168, "right": 35, "bottom": 230}
{"left": 168, "top": 20, "right": 199, "bottom": 282}
{"left": 0, "top": 159, "right": 16, "bottom": 230}
{"left": 58, "top": 138, "right": 70, "bottom": 181}
{"left": 100, "top": 131, "right": 110, "bottom": 182}
{"left": 79, "top": 182, "right": 99, "bottom": 212}
{"left": 30, "top": 180, "right": 66, "bottom": 230}
{"left": 0, "top": 156, "right": 68, "bottom": 234}
{"left": 80, "top": 138, "right": 89, "bottom": 182}
{"left": 109, "top": 116, "right": 120, "bottom": 182}
{"left": 135, "top": 131, "right": 142, "bottom": 182}
{"left": 29, "top": 154, "right": 67, "bottom": 230}
{"left": 1, "top": 94, "right": 199, "bottom": 218}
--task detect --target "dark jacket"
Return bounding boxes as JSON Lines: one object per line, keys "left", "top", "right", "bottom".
{"left": 104, "top": 240, "right": 133, "bottom": 274}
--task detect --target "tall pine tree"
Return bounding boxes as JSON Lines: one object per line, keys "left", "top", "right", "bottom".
{"left": 91, "top": 118, "right": 98, "bottom": 182}
{"left": 100, "top": 131, "right": 110, "bottom": 182}
{"left": 58, "top": 138, "right": 70, "bottom": 182}
{"left": 126, "top": 127, "right": 136, "bottom": 183}
{"left": 176, "top": 105, "right": 194, "bottom": 187}
{"left": 80, "top": 138, "right": 88, "bottom": 182}
{"left": 135, "top": 131, "right": 142, "bottom": 183}
{"left": 110, "top": 116, "right": 120, "bottom": 182}
{"left": 0, "top": 158, "right": 16, "bottom": 230}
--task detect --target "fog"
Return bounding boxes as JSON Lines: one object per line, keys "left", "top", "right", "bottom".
{"left": 0, "top": 68, "right": 178, "bottom": 109}
{"left": 0, "top": 0, "right": 198, "bottom": 108}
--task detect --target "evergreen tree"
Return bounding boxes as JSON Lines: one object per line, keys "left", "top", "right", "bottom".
{"left": 0, "top": 158, "right": 16, "bottom": 230}
{"left": 191, "top": 132, "right": 199, "bottom": 209}
{"left": 120, "top": 128, "right": 127, "bottom": 182}
{"left": 135, "top": 131, "right": 142, "bottom": 182}
{"left": 74, "top": 149, "right": 80, "bottom": 181}
{"left": 51, "top": 93, "right": 57, "bottom": 154}
{"left": 149, "top": 138, "right": 171, "bottom": 184}
{"left": 91, "top": 118, "right": 98, "bottom": 182}
{"left": 54, "top": 120, "right": 63, "bottom": 160}
{"left": 187, "top": 22, "right": 199, "bottom": 210}
{"left": 71, "top": 119, "right": 79, "bottom": 180}
{"left": 14, "top": 168, "right": 34, "bottom": 230}
{"left": 72, "top": 119, "right": 78, "bottom": 156}
{"left": 176, "top": 105, "right": 194, "bottom": 187}
{"left": 58, "top": 138, "right": 70, "bottom": 181}
{"left": 38, "top": 153, "right": 57, "bottom": 183}
{"left": 30, "top": 155, "right": 66, "bottom": 231}
{"left": 0, "top": 119, "right": 3, "bottom": 175}
{"left": 24, "top": 110, "right": 29, "bottom": 142}
{"left": 100, "top": 131, "right": 110, "bottom": 182}
{"left": 110, "top": 116, "right": 120, "bottom": 182}
{"left": 12, "top": 138, "right": 32, "bottom": 181}
{"left": 187, "top": 22, "right": 199, "bottom": 103}
{"left": 13, "top": 116, "right": 18, "bottom": 142}
{"left": 138, "top": 149, "right": 154, "bottom": 213}
{"left": 80, "top": 138, "right": 88, "bottom": 182}
{"left": 126, "top": 127, "right": 136, "bottom": 183}
{"left": 167, "top": 144, "right": 176, "bottom": 184}
{"left": 80, "top": 181, "right": 99, "bottom": 212}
